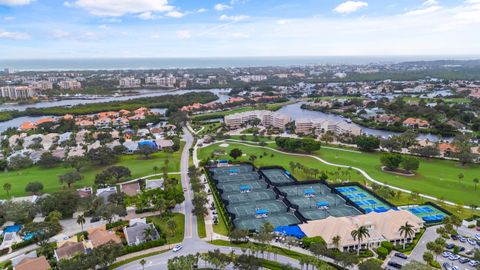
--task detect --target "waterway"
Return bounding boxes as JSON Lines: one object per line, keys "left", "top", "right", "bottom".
{"left": 0, "top": 89, "right": 230, "bottom": 132}
{"left": 277, "top": 103, "right": 448, "bottom": 141}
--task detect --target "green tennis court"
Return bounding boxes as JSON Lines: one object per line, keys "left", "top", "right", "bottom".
{"left": 260, "top": 168, "right": 295, "bottom": 184}
{"left": 227, "top": 200, "right": 287, "bottom": 217}
{"left": 299, "top": 205, "right": 360, "bottom": 220}
{"left": 234, "top": 213, "right": 300, "bottom": 231}
{"left": 221, "top": 190, "right": 277, "bottom": 204}
{"left": 218, "top": 180, "right": 267, "bottom": 193}
{"left": 278, "top": 184, "right": 331, "bottom": 197}
{"left": 213, "top": 171, "right": 260, "bottom": 183}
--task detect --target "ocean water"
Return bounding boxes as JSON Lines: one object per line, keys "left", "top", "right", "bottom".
{"left": 2, "top": 56, "right": 478, "bottom": 71}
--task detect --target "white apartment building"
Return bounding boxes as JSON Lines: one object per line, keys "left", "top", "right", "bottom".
{"left": 58, "top": 80, "right": 82, "bottom": 90}
{"left": 224, "top": 110, "right": 291, "bottom": 129}
{"left": 0, "top": 86, "right": 36, "bottom": 100}
{"left": 145, "top": 76, "right": 176, "bottom": 88}
{"left": 235, "top": 75, "right": 268, "bottom": 83}
{"left": 119, "top": 77, "right": 141, "bottom": 88}
{"left": 295, "top": 119, "right": 362, "bottom": 136}
{"left": 30, "top": 80, "right": 53, "bottom": 90}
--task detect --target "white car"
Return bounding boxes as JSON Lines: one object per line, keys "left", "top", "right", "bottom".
{"left": 475, "top": 234, "right": 480, "bottom": 240}
{"left": 172, "top": 244, "right": 183, "bottom": 252}
{"left": 443, "top": 251, "right": 452, "bottom": 257}
{"left": 467, "top": 238, "right": 477, "bottom": 245}
{"left": 469, "top": 260, "right": 479, "bottom": 267}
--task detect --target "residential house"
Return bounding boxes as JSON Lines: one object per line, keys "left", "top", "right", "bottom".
{"left": 154, "top": 139, "right": 174, "bottom": 150}
{"left": 123, "top": 218, "right": 159, "bottom": 246}
{"left": 14, "top": 256, "right": 51, "bottom": 270}
{"left": 123, "top": 141, "right": 138, "bottom": 154}
{"left": 96, "top": 186, "right": 117, "bottom": 203}
{"left": 120, "top": 181, "right": 141, "bottom": 197}
{"left": 402, "top": 118, "right": 430, "bottom": 129}
{"left": 87, "top": 225, "right": 121, "bottom": 248}
{"left": 145, "top": 179, "right": 164, "bottom": 190}
{"left": 54, "top": 241, "right": 86, "bottom": 261}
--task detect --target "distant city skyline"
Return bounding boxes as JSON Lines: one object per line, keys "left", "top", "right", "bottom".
{"left": 1, "top": 0, "right": 480, "bottom": 58}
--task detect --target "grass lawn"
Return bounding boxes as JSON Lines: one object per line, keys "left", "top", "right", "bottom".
{"left": 197, "top": 215, "right": 207, "bottom": 238}
{"left": 199, "top": 142, "right": 480, "bottom": 209}
{"left": 0, "top": 146, "right": 182, "bottom": 199}
{"left": 148, "top": 213, "right": 185, "bottom": 244}
{"left": 191, "top": 101, "right": 293, "bottom": 121}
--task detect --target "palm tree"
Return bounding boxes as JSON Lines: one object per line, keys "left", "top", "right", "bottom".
{"left": 139, "top": 259, "right": 146, "bottom": 270}
{"left": 143, "top": 226, "right": 156, "bottom": 241}
{"left": 153, "top": 166, "right": 159, "bottom": 174}
{"left": 351, "top": 226, "right": 370, "bottom": 255}
{"left": 399, "top": 222, "right": 415, "bottom": 249}
{"left": 167, "top": 219, "right": 176, "bottom": 237}
{"left": 474, "top": 178, "right": 479, "bottom": 191}
{"left": 76, "top": 215, "right": 86, "bottom": 232}
{"left": 332, "top": 235, "right": 341, "bottom": 251}
{"left": 458, "top": 173, "right": 464, "bottom": 183}
{"left": 3, "top": 183, "right": 11, "bottom": 196}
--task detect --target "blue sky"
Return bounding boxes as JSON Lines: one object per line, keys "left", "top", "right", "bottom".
{"left": 0, "top": 0, "right": 479, "bottom": 58}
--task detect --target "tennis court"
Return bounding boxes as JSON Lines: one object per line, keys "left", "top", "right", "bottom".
{"left": 260, "top": 168, "right": 295, "bottom": 185}
{"left": 221, "top": 190, "right": 277, "bottom": 204}
{"left": 402, "top": 205, "right": 448, "bottom": 223}
{"left": 227, "top": 200, "right": 287, "bottom": 218}
{"left": 234, "top": 213, "right": 300, "bottom": 231}
{"left": 218, "top": 180, "right": 268, "bottom": 193}
{"left": 335, "top": 185, "right": 391, "bottom": 213}
{"left": 278, "top": 184, "right": 331, "bottom": 197}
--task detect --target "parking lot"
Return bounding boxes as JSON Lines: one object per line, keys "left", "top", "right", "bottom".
{"left": 384, "top": 225, "right": 479, "bottom": 270}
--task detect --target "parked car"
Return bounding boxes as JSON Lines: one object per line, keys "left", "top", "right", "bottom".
{"left": 394, "top": 253, "right": 408, "bottom": 259}
{"left": 446, "top": 243, "right": 455, "bottom": 249}
{"left": 443, "top": 251, "right": 452, "bottom": 257}
{"left": 442, "top": 262, "right": 452, "bottom": 270}
{"left": 469, "top": 260, "right": 479, "bottom": 267}
{"left": 451, "top": 234, "right": 458, "bottom": 240}
{"left": 458, "top": 257, "right": 470, "bottom": 264}
{"left": 173, "top": 244, "right": 183, "bottom": 252}
{"left": 90, "top": 216, "right": 101, "bottom": 222}
{"left": 467, "top": 238, "right": 477, "bottom": 245}
{"left": 458, "top": 236, "right": 466, "bottom": 243}
{"left": 387, "top": 261, "right": 402, "bottom": 269}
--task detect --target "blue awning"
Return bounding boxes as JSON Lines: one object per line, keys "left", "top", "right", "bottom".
{"left": 218, "top": 160, "right": 228, "bottom": 163}
{"left": 274, "top": 225, "right": 306, "bottom": 239}
{"left": 304, "top": 189, "right": 315, "bottom": 195}
{"left": 240, "top": 185, "right": 251, "bottom": 191}
{"left": 229, "top": 169, "right": 240, "bottom": 173}
{"left": 255, "top": 209, "right": 269, "bottom": 215}
{"left": 284, "top": 170, "right": 291, "bottom": 176}
{"left": 316, "top": 201, "right": 329, "bottom": 207}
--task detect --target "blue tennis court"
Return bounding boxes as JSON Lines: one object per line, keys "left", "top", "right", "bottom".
{"left": 402, "top": 205, "right": 448, "bottom": 223}
{"left": 260, "top": 168, "right": 295, "bottom": 184}
{"left": 335, "top": 185, "right": 392, "bottom": 213}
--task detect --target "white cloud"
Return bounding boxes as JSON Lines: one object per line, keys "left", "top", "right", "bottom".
{"left": 166, "top": 11, "right": 185, "bottom": 18}
{"left": 138, "top": 11, "right": 157, "bottom": 20}
{"left": 50, "top": 29, "right": 71, "bottom": 38}
{"left": 98, "top": 24, "right": 110, "bottom": 30}
{"left": 276, "top": 19, "right": 290, "bottom": 25}
{"left": 3, "top": 16, "right": 16, "bottom": 21}
{"left": 0, "top": 29, "right": 30, "bottom": 40}
{"left": 214, "top": 3, "right": 232, "bottom": 11}
{"left": 72, "top": 0, "right": 174, "bottom": 17}
{"left": 405, "top": 5, "right": 441, "bottom": 16}
{"left": 197, "top": 8, "right": 208, "bottom": 13}
{"left": 423, "top": 0, "right": 439, "bottom": 6}
{"left": 333, "top": 1, "right": 368, "bottom": 14}
{"left": 176, "top": 30, "right": 191, "bottom": 39}
{"left": 0, "top": 0, "right": 31, "bottom": 6}
{"left": 219, "top": 14, "right": 249, "bottom": 21}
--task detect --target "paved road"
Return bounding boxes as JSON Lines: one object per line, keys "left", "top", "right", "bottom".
{"left": 116, "top": 241, "right": 300, "bottom": 270}
{"left": 181, "top": 126, "right": 198, "bottom": 240}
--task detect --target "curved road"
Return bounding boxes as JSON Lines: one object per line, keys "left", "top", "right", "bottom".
{"left": 116, "top": 128, "right": 300, "bottom": 269}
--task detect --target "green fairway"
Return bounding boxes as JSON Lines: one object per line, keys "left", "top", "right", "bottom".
{"left": 0, "top": 149, "right": 182, "bottom": 199}
{"left": 199, "top": 142, "right": 480, "bottom": 206}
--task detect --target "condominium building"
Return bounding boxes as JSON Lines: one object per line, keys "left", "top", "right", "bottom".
{"left": 295, "top": 119, "right": 362, "bottom": 136}
{"left": 119, "top": 78, "right": 141, "bottom": 88}
{"left": 224, "top": 110, "right": 291, "bottom": 129}
{"left": 58, "top": 80, "right": 82, "bottom": 90}
{"left": 0, "top": 86, "right": 36, "bottom": 100}
{"left": 145, "top": 76, "right": 176, "bottom": 88}
{"left": 235, "top": 75, "right": 268, "bottom": 83}
{"left": 30, "top": 80, "right": 53, "bottom": 90}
